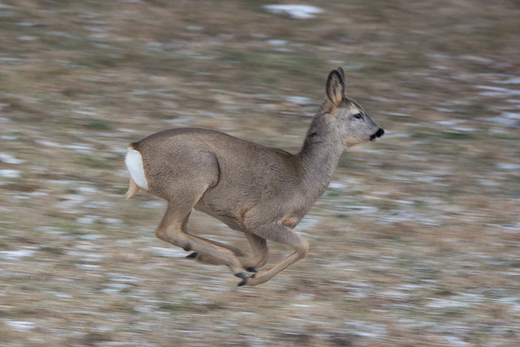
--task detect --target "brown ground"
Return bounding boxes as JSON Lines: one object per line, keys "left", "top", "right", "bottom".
{"left": 0, "top": 0, "right": 519, "bottom": 346}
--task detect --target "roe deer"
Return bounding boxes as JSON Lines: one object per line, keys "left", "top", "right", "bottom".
{"left": 125, "top": 68, "right": 384, "bottom": 286}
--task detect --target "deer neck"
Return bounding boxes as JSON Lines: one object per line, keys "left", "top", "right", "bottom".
{"left": 297, "top": 113, "right": 344, "bottom": 199}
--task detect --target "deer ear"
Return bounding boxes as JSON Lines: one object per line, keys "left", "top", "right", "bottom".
{"left": 337, "top": 67, "right": 345, "bottom": 83}
{"left": 326, "top": 69, "right": 345, "bottom": 106}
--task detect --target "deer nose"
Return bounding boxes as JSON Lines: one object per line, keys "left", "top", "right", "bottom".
{"left": 370, "top": 128, "right": 384, "bottom": 141}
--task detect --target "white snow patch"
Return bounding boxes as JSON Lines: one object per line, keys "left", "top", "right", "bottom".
{"left": 426, "top": 298, "right": 471, "bottom": 309}
{"left": 0, "top": 248, "right": 36, "bottom": 260}
{"left": 267, "top": 39, "right": 287, "bottom": 46}
{"left": 264, "top": 5, "right": 323, "bottom": 19}
{"left": 5, "top": 321, "right": 36, "bottom": 331}
{"left": 35, "top": 140, "right": 62, "bottom": 147}
{"left": 286, "top": 96, "right": 312, "bottom": 105}
{"left": 443, "top": 336, "right": 469, "bottom": 346}
{"left": 328, "top": 182, "right": 346, "bottom": 189}
{"left": 77, "top": 215, "right": 98, "bottom": 225}
{"left": 501, "top": 112, "right": 520, "bottom": 120}
{"left": 0, "top": 153, "right": 24, "bottom": 164}
{"left": 496, "top": 163, "right": 520, "bottom": 170}
{"left": 17, "top": 36, "right": 37, "bottom": 41}
{"left": 0, "top": 170, "right": 20, "bottom": 178}
{"left": 149, "top": 246, "right": 188, "bottom": 258}
{"left": 498, "top": 77, "right": 520, "bottom": 84}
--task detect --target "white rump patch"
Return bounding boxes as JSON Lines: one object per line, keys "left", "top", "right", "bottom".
{"left": 125, "top": 147, "right": 148, "bottom": 190}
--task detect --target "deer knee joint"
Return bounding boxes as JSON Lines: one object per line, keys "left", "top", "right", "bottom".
{"left": 298, "top": 239, "right": 310, "bottom": 259}
{"left": 257, "top": 253, "right": 270, "bottom": 268}
{"left": 156, "top": 228, "right": 191, "bottom": 251}
{"left": 155, "top": 228, "right": 168, "bottom": 242}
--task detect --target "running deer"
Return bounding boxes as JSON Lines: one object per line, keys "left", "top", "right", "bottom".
{"left": 125, "top": 68, "right": 384, "bottom": 286}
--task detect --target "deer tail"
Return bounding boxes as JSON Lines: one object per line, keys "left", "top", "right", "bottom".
{"left": 125, "top": 178, "right": 140, "bottom": 199}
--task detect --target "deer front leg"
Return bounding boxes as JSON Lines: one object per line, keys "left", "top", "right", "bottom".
{"left": 238, "top": 223, "right": 309, "bottom": 286}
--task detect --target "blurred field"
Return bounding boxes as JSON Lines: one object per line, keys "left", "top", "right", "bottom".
{"left": 1, "top": 0, "right": 519, "bottom": 346}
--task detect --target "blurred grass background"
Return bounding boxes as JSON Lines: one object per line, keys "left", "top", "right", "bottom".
{"left": 0, "top": 0, "right": 519, "bottom": 346}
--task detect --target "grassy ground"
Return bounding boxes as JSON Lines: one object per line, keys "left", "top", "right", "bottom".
{"left": 1, "top": 0, "right": 519, "bottom": 346}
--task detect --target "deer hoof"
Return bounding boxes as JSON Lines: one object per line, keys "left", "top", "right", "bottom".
{"left": 246, "top": 267, "right": 258, "bottom": 273}
{"left": 234, "top": 272, "right": 247, "bottom": 280}
{"left": 186, "top": 252, "right": 198, "bottom": 259}
{"left": 237, "top": 273, "right": 260, "bottom": 286}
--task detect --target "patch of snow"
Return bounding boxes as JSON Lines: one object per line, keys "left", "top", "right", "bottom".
{"left": 345, "top": 321, "right": 387, "bottom": 339}
{"left": 267, "top": 39, "right": 287, "bottom": 46}
{"left": 0, "top": 249, "right": 36, "bottom": 260}
{"left": 101, "top": 282, "right": 133, "bottom": 294}
{"left": 328, "top": 182, "right": 346, "bottom": 189}
{"left": 5, "top": 321, "right": 36, "bottom": 331}
{"left": 477, "top": 85, "right": 510, "bottom": 92}
{"left": 501, "top": 112, "right": 520, "bottom": 120}
{"left": 77, "top": 187, "right": 98, "bottom": 194}
{"left": 0, "top": 153, "right": 24, "bottom": 164}
{"left": 498, "top": 77, "right": 520, "bottom": 84}
{"left": 79, "top": 234, "right": 104, "bottom": 240}
{"left": 286, "top": 96, "right": 312, "bottom": 105}
{"left": 72, "top": 109, "right": 96, "bottom": 115}
{"left": 476, "top": 85, "right": 520, "bottom": 97}
{"left": 264, "top": 5, "right": 323, "bottom": 19}
{"left": 443, "top": 336, "right": 469, "bottom": 346}
{"left": 103, "top": 218, "right": 123, "bottom": 225}
{"left": 496, "top": 163, "right": 520, "bottom": 170}
{"left": 17, "top": 36, "right": 37, "bottom": 41}
{"left": 65, "top": 144, "right": 94, "bottom": 153}
{"left": 387, "top": 112, "right": 411, "bottom": 117}
{"left": 35, "top": 140, "right": 62, "bottom": 147}
{"left": 165, "top": 116, "right": 193, "bottom": 125}
{"left": 0, "top": 170, "right": 20, "bottom": 178}
{"left": 149, "top": 246, "right": 188, "bottom": 258}
{"left": 488, "top": 116, "right": 518, "bottom": 126}
{"left": 426, "top": 298, "right": 471, "bottom": 309}
{"left": 77, "top": 215, "right": 98, "bottom": 225}
{"left": 452, "top": 127, "right": 475, "bottom": 132}
{"left": 56, "top": 195, "right": 88, "bottom": 212}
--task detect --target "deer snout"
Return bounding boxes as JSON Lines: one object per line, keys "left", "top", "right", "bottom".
{"left": 370, "top": 128, "right": 385, "bottom": 141}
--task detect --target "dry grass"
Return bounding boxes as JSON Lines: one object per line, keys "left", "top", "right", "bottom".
{"left": 1, "top": 0, "right": 519, "bottom": 346}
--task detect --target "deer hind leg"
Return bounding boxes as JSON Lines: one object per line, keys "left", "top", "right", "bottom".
{"left": 187, "top": 234, "right": 268, "bottom": 272}
{"left": 156, "top": 201, "right": 248, "bottom": 279}
{"left": 186, "top": 237, "right": 247, "bottom": 266}
{"left": 238, "top": 223, "right": 309, "bottom": 287}
{"left": 241, "top": 232, "right": 269, "bottom": 272}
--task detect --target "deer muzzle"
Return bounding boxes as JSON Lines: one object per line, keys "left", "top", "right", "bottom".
{"left": 370, "top": 128, "right": 385, "bottom": 141}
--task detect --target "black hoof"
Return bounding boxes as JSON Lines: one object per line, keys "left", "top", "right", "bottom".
{"left": 186, "top": 252, "right": 198, "bottom": 259}
{"left": 246, "top": 267, "right": 258, "bottom": 273}
{"left": 238, "top": 278, "right": 247, "bottom": 286}
{"left": 234, "top": 272, "right": 247, "bottom": 280}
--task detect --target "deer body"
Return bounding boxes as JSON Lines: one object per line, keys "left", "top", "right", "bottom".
{"left": 125, "top": 68, "right": 384, "bottom": 286}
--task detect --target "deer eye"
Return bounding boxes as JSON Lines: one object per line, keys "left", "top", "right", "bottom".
{"left": 353, "top": 113, "right": 363, "bottom": 120}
